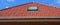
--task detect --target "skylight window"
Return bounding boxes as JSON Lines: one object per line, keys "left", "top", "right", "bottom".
{"left": 28, "top": 6, "right": 38, "bottom": 11}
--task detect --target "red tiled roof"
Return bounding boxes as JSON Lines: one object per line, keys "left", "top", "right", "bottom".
{"left": 0, "top": 2, "right": 60, "bottom": 16}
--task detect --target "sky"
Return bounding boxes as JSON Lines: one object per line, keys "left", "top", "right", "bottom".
{"left": 0, "top": 0, "right": 60, "bottom": 9}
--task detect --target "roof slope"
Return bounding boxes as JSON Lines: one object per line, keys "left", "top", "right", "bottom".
{"left": 0, "top": 2, "right": 60, "bottom": 16}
